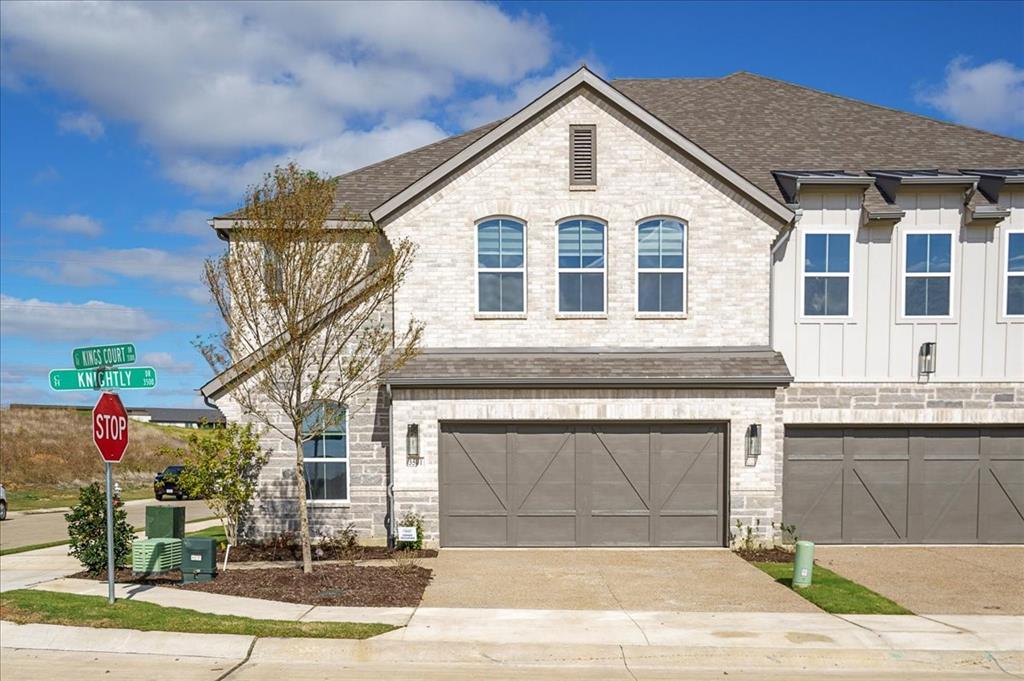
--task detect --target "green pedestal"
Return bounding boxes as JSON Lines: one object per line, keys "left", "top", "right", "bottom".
{"left": 792, "top": 540, "right": 815, "bottom": 588}
{"left": 181, "top": 536, "right": 218, "bottom": 583}
{"left": 146, "top": 505, "right": 185, "bottom": 539}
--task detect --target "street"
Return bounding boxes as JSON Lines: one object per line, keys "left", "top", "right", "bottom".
{"left": 0, "top": 499, "right": 210, "bottom": 551}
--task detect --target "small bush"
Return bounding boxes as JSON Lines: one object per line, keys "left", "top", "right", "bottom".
{"left": 315, "top": 523, "right": 359, "bottom": 562}
{"left": 65, "top": 482, "right": 134, "bottom": 575}
{"left": 395, "top": 511, "right": 424, "bottom": 551}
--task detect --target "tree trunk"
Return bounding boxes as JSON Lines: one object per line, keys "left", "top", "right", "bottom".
{"left": 294, "top": 434, "right": 313, "bottom": 573}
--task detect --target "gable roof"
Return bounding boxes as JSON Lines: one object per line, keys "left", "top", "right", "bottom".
{"left": 370, "top": 67, "right": 793, "bottom": 224}
{"left": 290, "top": 69, "right": 1021, "bottom": 225}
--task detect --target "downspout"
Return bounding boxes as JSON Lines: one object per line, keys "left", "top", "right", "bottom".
{"left": 385, "top": 382, "right": 395, "bottom": 550}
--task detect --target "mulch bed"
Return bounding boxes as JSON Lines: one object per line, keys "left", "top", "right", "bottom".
{"left": 217, "top": 543, "right": 437, "bottom": 563}
{"left": 734, "top": 547, "right": 796, "bottom": 563}
{"left": 71, "top": 563, "right": 432, "bottom": 608}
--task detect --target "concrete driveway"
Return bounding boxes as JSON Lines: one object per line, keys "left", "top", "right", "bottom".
{"left": 420, "top": 548, "right": 817, "bottom": 612}
{"left": 815, "top": 546, "right": 1024, "bottom": 615}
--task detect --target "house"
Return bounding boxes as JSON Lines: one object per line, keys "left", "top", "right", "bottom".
{"left": 201, "top": 67, "right": 1023, "bottom": 547}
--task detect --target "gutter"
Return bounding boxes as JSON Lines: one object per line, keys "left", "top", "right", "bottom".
{"left": 386, "top": 376, "right": 793, "bottom": 389}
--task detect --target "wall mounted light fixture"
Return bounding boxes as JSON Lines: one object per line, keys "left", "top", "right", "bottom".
{"left": 745, "top": 424, "right": 761, "bottom": 466}
{"left": 918, "top": 342, "right": 937, "bottom": 377}
{"left": 406, "top": 423, "right": 421, "bottom": 465}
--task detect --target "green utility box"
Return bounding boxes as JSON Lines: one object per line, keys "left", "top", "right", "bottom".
{"left": 180, "top": 536, "right": 218, "bottom": 583}
{"left": 146, "top": 505, "right": 186, "bottom": 539}
{"left": 133, "top": 537, "right": 183, "bottom": 575}
{"left": 792, "top": 540, "right": 815, "bottom": 588}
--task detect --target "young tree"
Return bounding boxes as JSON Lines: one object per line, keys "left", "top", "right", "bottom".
{"left": 197, "top": 163, "right": 422, "bottom": 574}
{"left": 177, "top": 424, "right": 268, "bottom": 566}
{"left": 66, "top": 482, "right": 133, "bottom": 576}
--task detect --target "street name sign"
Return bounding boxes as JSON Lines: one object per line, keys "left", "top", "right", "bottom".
{"left": 93, "top": 392, "right": 129, "bottom": 463}
{"left": 49, "top": 366, "right": 157, "bottom": 391}
{"left": 73, "top": 343, "right": 137, "bottom": 370}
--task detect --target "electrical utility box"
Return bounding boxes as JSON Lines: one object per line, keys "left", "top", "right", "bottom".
{"left": 146, "top": 505, "right": 185, "bottom": 539}
{"left": 180, "top": 536, "right": 218, "bottom": 583}
{"left": 132, "top": 537, "right": 183, "bottom": 575}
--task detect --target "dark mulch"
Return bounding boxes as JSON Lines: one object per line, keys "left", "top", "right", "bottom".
{"left": 218, "top": 543, "right": 437, "bottom": 563}
{"left": 734, "top": 547, "right": 796, "bottom": 563}
{"left": 71, "top": 564, "right": 432, "bottom": 608}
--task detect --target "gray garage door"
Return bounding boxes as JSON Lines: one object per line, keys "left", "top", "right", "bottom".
{"left": 784, "top": 427, "right": 1024, "bottom": 544}
{"left": 439, "top": 422, "right": 726, "bottom": 547}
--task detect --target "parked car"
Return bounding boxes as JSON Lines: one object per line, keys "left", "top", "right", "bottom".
{"left": 0, "top": 483, "right": 7, "bottom": 520}
{"left": 153, "top": 465, "right": 187, "bottom": 500}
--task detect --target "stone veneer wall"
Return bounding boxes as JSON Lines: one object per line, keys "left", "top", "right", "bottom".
{"left": 390, "top": 386, "right": 782, "bottom": 545}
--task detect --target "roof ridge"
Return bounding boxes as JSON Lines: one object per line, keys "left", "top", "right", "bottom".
{"left": 726, "top": 72, "right": 1024, "bottom": 145}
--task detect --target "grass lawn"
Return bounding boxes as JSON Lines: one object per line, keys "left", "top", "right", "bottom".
{"left": 0, "top": 589, "right": 396, "bottom": 639}
{"left": 186, "top": 524, "right": 226, "bottom": 542}
{"left": 0, "top": 540, "right": 73, "bottom": 557}
{"left": 5, "top": 484, "right": 154, "bottom": 512}
{"left": 755, "top": 562, "right": 911, "bottom": 615}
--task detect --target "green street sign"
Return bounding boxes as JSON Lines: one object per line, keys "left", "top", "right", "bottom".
{"left": 72, "top": 343, "right": 137, "bottom": 370}
{"left": 49, "top": 366, "right": 157, "bottom": 391}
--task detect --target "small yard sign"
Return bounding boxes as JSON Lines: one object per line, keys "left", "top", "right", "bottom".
{"left": 397, "top": 525, "right": 418, "bottom": 542}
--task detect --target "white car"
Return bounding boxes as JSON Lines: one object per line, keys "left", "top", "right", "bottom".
{"left": 0, "top": 483, "right": 7, "bottom": 521}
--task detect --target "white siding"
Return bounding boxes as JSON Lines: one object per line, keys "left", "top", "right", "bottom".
{"left": 773, "top": 188, "right": 1024, "bottom": 382}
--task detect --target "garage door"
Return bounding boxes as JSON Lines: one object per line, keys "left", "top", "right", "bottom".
{"left": 784, "top": 427, "right": 1024, "bottom": 544}
{"left": 439, "top": 422, "right": 726, "bottom": 547}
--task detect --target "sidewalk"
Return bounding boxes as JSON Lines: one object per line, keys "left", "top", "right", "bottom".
{"left": 25, "top": 577, "right": 1024, "bottom": 652}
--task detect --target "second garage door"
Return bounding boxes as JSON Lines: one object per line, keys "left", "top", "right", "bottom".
{"left": 784, "top": 426, "right": 1024, "bottom": 544}
{"left": 439, "top": 422, "right": 726, "bottom": 547}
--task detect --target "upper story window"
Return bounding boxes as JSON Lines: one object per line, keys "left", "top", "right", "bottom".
{"left": 1007, "top": 231, "right": 1024, "bottom": 316}
{"left": 637, "top": 218, "right": 686, "bottom": 313}
{"left": 558, "top": 218, "right": 605, "bottom": 313}
{"left": 904, "top": 232, "right": 952, "bottom": 317}
{"left": 803, "top": 232, "right": 851, "bottom": 316}
{"left": 477, "top": 218, "right": 525, "bottom": 313}
{"left": 301, "top": 401, "right": 348, "bottom": 502}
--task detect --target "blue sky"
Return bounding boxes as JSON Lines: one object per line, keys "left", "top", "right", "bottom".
{"left": 1, "top": 1, "right": 1022, "bottom": 408}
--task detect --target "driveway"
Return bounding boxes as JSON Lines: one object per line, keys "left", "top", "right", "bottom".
{"left": 815, "top": 546, "right": 1024, "bottom": 615}
{"left": 420, "top": 548, "right": 817, "bottom": 612}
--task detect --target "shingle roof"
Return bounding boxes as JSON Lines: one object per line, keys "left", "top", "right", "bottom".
{"left": 387, "top": 347, "right": 792, "bottom": 388}
{"left": 314, "top": 72, "right": 1022, "bottom": 220}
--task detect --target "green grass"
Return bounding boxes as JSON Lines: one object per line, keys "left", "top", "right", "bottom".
{"left": 186, "top": 524, "right": 227, "bottom": 542}
{"left": 0, "top": 539, "right": 72, "bottom": 557}
{"left": 5, "top": 485, "right": 154, "bottom": 512}
{"left": 0, "top": 589, "right": 395, "bottom": 639}
{"left": 755, "top": 562, "right": 912, "bottom": 615}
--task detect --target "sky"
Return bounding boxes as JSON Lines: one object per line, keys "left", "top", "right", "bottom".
{"left": 1, "top": 0, "right": 1022, "bottom": 408}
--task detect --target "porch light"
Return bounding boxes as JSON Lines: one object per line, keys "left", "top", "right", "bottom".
{"left": 918, "top": 342, "right": 937, "bottom": 376}
{"left": 745, "top": 424, "right": 761, "bottom": 465}
{"left": 406, "top": 423, "right": 421, "bottom": 464}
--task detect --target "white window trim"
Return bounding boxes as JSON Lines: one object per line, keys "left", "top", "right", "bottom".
{"left": 899, "top": 229, "right": 957, "bottom": 322}
{"left": 474, "top": 217, "right": 527, "bottom": 317}
{"left": 634, "top": 217, "right": 688, "bottom": 317}
{"left": 303, "top": 407, "right": 350, "bottom": 505}
{"left": 799, "top": 229, "right": 854, "bottom": 321}
{"left": 555, "top": 217, "right": 608, "bottom": 317}
{"left": 1003, "top": 227, "right": 1024, "bottom": 320}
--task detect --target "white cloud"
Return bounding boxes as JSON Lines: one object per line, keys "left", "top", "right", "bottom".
{"left": 58, "top": 111, "right": 105, "bottom": 140}
{"left": 456, "top": 64, "right": 578, "bottom": 129}
{"left": 165, "top": 119, "right": 447, "bottom": 196}
{"left": 22, "top": 212, "right": 103, "bottom": 237}
{"left": 0, "top": 294, "right": 167, "bottom": 341}
{"left": 32, "top": 165, "right": 60, "bottom": 184}
{"left": 141, "top": 351, "right": 195, "bottom": 374}
{"left": 917, "top": 57, "right": 1024, "bottom": 134}
{"left": 174, "top": 286, "right": 211, "bottom": 305}
{"left": 143, "top": 209, "right": 214, "bottom": 238}
{"left": 24, "top": 247, "right": 203, "bottom": 286}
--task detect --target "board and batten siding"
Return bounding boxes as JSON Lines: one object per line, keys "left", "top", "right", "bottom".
{"left": 773, "top": 189, "right": 1024, "bottom": 382}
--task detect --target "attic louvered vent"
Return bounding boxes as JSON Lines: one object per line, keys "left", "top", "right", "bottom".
{"left": 570, "top": 125, "right": 596, "bottom": 186}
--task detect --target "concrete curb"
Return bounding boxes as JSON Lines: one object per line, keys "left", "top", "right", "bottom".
{"left": 0, "top": 621, "right": 253, "bottom": 659}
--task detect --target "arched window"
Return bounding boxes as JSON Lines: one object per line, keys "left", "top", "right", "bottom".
{"left": 301, "top": 401, "right": 348, "bottom": 502}
{"left": 558, "top": 218, "right": 606, "bottom": 313}
{"left": 637, "top": 218, "right": 685, "bottom": 313}
{"left": 476, "top": 218, "right": 525, "bottom": 313}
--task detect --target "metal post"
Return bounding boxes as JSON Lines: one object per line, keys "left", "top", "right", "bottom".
{"left": 105, "top": 461, "right": 115, "bottom": 604}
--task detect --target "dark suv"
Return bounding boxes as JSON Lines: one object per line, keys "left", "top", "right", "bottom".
{"left": 154, "top": 465, "right": 186, "bottom": 500}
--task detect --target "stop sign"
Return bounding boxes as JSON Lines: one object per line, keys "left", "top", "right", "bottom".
{"left": 93, "top": 392, "right": 129, "bottom": 463}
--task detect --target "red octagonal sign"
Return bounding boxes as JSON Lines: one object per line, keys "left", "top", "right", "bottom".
{"left": 93, "top": 392, "right": 129, "bottom": 463}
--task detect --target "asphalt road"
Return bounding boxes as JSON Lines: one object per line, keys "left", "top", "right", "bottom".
{"left": 0, "top": 498, "right": 210, "bottom": 551}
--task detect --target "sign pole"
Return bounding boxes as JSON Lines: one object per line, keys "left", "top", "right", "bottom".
{"left": 105, "top": 459, "right": 115, "bottom": 604}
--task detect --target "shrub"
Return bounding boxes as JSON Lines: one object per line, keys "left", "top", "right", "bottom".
{"left": 395, "top": 511, "right": 424, "bottom": 551}
{"left": 65, "top": 482, "right": 134, "bottom": 575}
